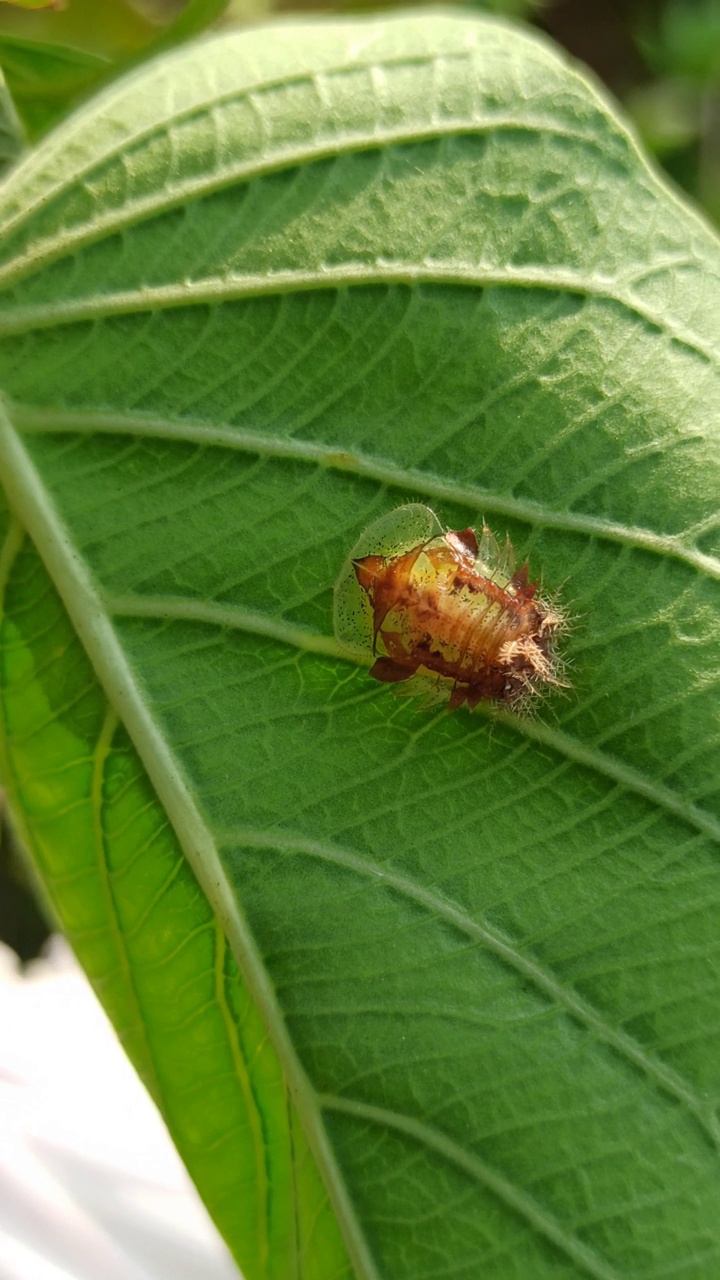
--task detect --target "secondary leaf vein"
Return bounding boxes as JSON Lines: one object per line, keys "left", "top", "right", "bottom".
{"left": 216, "top": 828, "right": 720, "bottom": 1150}
{"left": 318, "top": 1093, "right": 623, "bottom": 1280}
{"left": 15, "top": 405, "right": 719, "bottom": 578}
{"left": 0, "top": 263, "right": 716, "bottom": 365}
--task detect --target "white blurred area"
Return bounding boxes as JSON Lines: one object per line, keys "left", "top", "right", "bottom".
{"left": 0, "top": 937, "right": 242, "bottom": 1280}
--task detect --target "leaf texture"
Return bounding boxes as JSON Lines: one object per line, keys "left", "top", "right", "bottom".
{"left": 0, "top": 13, "right": 719, "bottom": 1279}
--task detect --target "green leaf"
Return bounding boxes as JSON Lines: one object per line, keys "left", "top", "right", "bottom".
{"left": 149, "top": 0, "right": 231, "bottom": 47}
{"left": 0, "top": 12, "right": 719, "bottom": 1279}
{"left": 0, "top": 63, "right": 25, "bottom": 173}
{"left": 0, "top": 32, "right": 109, "bottom": 136}
{"left": 2, "top": 1, "right": 64, "bottom": 9}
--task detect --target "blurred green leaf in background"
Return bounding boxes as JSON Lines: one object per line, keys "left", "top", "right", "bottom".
{"left": 2, "top": 1, "right": 65, "bottom": 11}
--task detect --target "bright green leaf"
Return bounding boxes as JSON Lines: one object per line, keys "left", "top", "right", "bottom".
{"left": 0, "top": 499, "right": 353, "bottom": 1280}
{"left": 0, "top": 12, "right": 719, "bottom": 1280}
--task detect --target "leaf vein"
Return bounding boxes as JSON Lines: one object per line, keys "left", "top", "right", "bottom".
{"left": 213, "top": 921, "right": 271, "bottom": 1272}
{"left": 90, "top": 705, "right": 165, "bottom": 1101}
{"left": 216, "top": 828, "right": 720, "bottom": 1150}
{"left": 1, "top": 265, "right": 716, "bottom": 367}
{"left": 0, "top": 92, "right": 621, "bottom": 295}
{"left": 15, "top": 405, "right": 719, "bottom": 578}
{"left": 318, "top": 1093, "right": 623, "bottom": 1280}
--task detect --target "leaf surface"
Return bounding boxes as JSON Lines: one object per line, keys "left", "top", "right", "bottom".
{"left": 0, "top": 13, "right": 719, "bottom": 1279}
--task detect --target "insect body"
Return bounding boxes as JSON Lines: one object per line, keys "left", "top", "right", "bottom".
{"left": 334, "top": 505, "right": 566, "bottom": 711}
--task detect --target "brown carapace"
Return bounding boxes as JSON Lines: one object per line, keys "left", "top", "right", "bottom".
{"left": 334, "top": 505, "right": 566, "bottom": 711}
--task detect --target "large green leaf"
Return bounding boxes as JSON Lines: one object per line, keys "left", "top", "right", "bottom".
{"left": 0, "top": 12, "right": 719, "bottom": 1278}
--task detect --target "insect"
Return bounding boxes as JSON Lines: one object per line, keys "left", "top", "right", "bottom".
{"left": 334, "top": 504, "right": 567, "bottom": 711}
